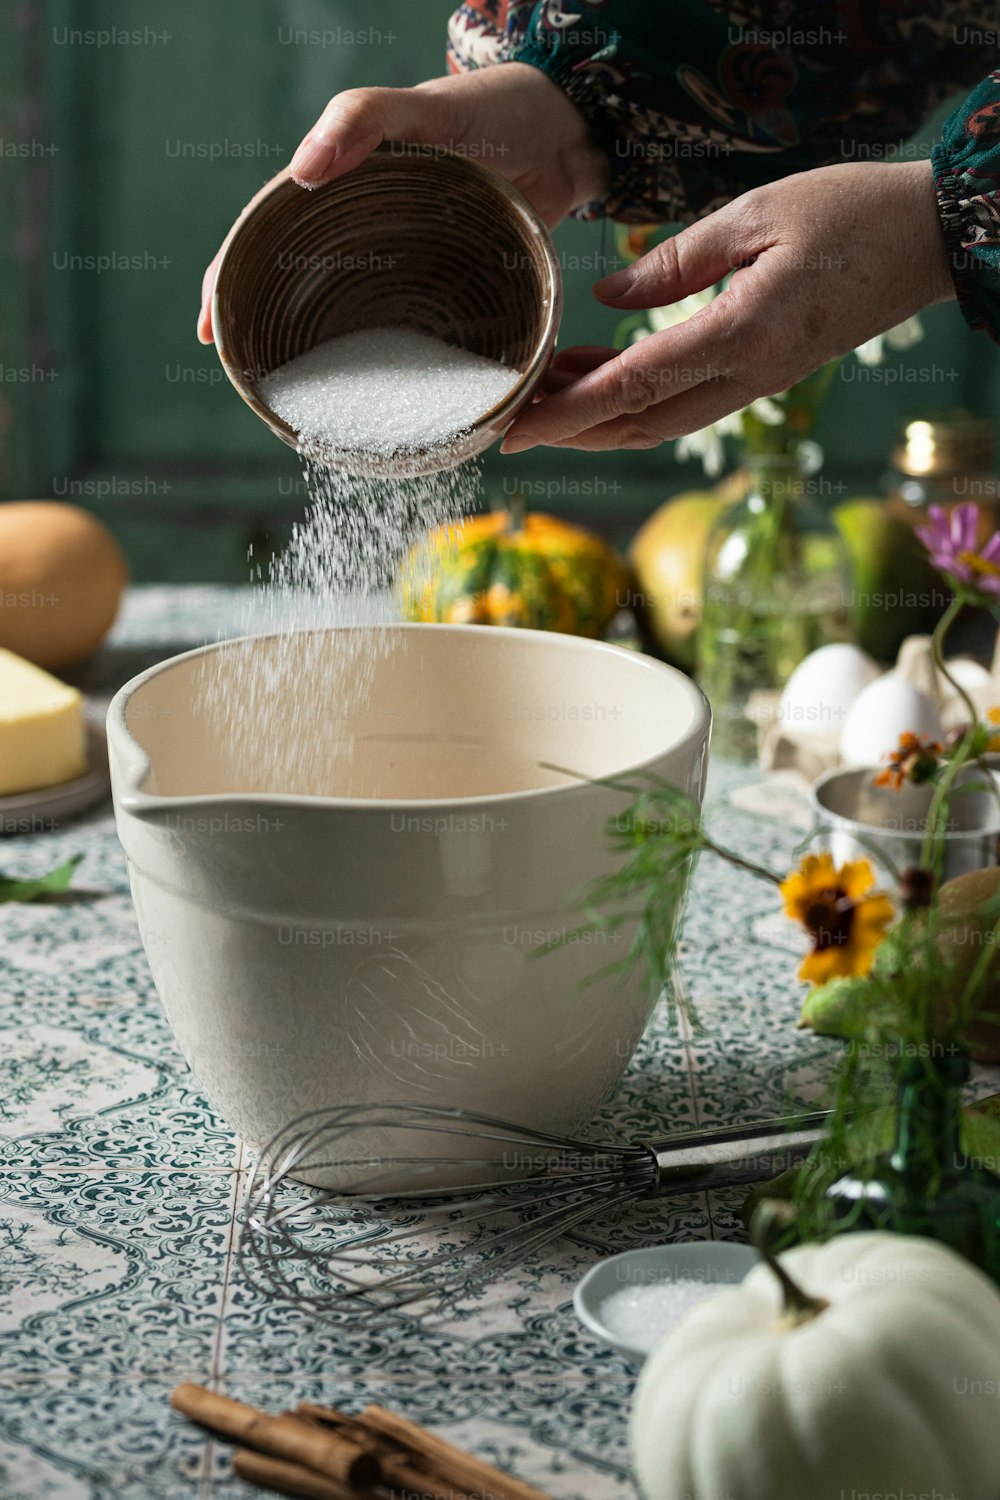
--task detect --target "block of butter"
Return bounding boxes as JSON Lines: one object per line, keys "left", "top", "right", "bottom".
{"left": 0, "top": 647, "right": 88, "bottom": 796}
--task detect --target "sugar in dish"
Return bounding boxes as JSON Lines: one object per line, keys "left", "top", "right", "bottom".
{"left": 574, "top": 1243, "right": 757, "bottom": 1362}
{"left": 599, "top": 1280, "right": 721, "bottom": 1358}
{"left": 259, "top": 327, "right": 522, "bottom": 459}
{"left": 211, "top": 152, "right": 562, "bottom": 475}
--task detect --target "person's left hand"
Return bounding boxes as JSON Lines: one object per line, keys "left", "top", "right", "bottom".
{"left": 501, "top": 160, "right": 955, "bottom": 454}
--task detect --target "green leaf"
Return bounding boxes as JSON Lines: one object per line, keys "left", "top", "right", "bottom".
{"left": 798, "top": 975, "right": 877, "bottom": 1039}
{"left": 965, "top": 1097, "right": 1000, "bottom": 1171}
{"left": 0, "top": 854, "right": 83, "bottom": 903}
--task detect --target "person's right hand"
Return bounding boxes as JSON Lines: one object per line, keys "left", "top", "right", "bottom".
{"left": 197, "top": 63, "right": 607, "bottom": 343}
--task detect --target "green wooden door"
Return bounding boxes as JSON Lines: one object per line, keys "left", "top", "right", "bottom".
{"left": 1, "top": 0, "right": 996, "bottom": 578}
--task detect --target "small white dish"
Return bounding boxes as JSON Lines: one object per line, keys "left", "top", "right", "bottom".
{"left": 0, "top": 720, "right": 110, "bottom": 836}
{"left": 574, "top": 1242, "right": 757, "bottom": 1362}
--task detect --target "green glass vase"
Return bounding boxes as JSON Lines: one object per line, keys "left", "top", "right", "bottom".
{"left": 825, "top": 1048, "right": 1000, "bottom": 1281}
{"left": 697, "top": 451, "right": 851, "bottom": 761}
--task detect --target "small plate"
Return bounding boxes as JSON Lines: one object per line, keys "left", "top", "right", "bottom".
{"left": 0, "top": 720, "right": 111, "bottom": 836}
{"left": 574, "top": 1242, "right": 757, "bottom": 1363}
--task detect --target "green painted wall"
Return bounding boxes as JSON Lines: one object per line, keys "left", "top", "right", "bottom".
{"left": 1, "top": 0, "right": 997, "bottom": 579}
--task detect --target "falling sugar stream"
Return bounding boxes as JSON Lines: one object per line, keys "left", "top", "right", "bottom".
{"left": 195, "top": 327, "right": 521, "bottom": 797}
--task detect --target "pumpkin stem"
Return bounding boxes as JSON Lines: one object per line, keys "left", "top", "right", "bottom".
{"left": 499, "top": 491, "right": 526, "bottom": 534}
{"left": 750, "top": 1200, "right": 829, "bottom": 1327}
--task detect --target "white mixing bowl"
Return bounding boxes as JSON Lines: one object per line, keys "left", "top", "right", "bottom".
{"left": 108, "top": 625, "right": 710, "bottom": 1172}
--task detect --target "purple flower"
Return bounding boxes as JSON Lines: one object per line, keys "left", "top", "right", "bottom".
{"left": 916, "top": 503, "right": 1000, "bottom": 599}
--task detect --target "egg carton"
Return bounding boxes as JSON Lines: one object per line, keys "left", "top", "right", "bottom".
{"left": 758, "top": 633, "right": 1000, "bottom": 779}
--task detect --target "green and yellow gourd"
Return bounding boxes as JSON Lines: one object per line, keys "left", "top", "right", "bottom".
{"left": 402, "top": 498, "right": 629, "bottom": 638}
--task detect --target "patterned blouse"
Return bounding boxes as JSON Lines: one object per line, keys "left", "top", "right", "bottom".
{"left": 446, "top": 1, "right": 1000, "bottom": 341}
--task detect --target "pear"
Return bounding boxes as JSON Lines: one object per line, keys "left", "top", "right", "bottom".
{"left": 629, "top": 491, "right": 729, "bottom": 669}
{"left": 832, "top": 499, "right": 944, "bottom": 663}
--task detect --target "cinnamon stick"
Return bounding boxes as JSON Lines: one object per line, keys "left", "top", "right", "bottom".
{"left": 171, "top": 1384, "right": 379, "bottom": 1489}
{"left": 359, "top": 1406, "right": 551, "bottom": 1500}
{"left": 233, "top": 1449, "right": 366, "bottom": 1500}
{"left": 297, "top": 1399, "right": 551, "bottom": 1500}
{"left": 296, "top": 1405, "right": 458, "bottom": 1500}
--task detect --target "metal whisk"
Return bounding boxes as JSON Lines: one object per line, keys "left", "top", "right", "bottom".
{"left": 240, "top": 1102, "right": 829, "bottom": 1324}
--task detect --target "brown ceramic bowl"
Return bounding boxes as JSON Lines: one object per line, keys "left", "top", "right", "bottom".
{"left": 212, "top": 145, "right": 563, "bottom": 477}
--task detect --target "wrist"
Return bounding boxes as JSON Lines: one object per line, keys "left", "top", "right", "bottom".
{"left": 503, "top": 61, "right": 610, "bottom": 208}
{"left": 897, "top": 159, "right": 956, "bottom": 307}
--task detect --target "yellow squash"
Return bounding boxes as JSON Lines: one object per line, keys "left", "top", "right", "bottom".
{"left": 403, "top": 505, "right": 629, "bottom": 638}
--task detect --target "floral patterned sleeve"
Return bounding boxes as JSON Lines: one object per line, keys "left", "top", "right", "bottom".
{"left": 932, "top": 72, "right": 1000, "bottom": 346}
{"left": 447, "top": 1, "right": 988, "bottom": 225}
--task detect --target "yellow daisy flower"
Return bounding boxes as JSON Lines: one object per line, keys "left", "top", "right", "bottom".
{"left": 987, "top": 706, "right": 1000, "bottom": 753}
{"left": 780, "top": 852, "right": 894, "bottom": 985}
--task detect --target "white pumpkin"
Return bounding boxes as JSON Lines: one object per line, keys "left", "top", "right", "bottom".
{"left": 632, "top": 1232, "right": 1000, "bottom": 1500}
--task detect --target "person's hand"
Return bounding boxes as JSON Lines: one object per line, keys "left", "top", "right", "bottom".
{"left": 501, "top": 161, "right": 956, "bottom": 453}
{"left": 197, "top": 64, "right": 607, "bottom": 343}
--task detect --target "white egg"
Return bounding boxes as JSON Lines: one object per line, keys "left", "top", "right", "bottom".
{"left": 840, "top": 673, "right": 944, "bottom": 766}
{"left": 778, "top": 643, "right": 882, "bottom": 741}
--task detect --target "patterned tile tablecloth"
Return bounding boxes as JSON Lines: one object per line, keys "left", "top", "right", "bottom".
{"left": 3, "top": 588, "right": 982, "bottom": 1500}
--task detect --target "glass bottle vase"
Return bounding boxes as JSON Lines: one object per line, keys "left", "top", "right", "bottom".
{"left": 697, "top": 452, "right": 852, "bottom": 761}
{"left": 825, "top": 1048, "right": 1000, "bottom": 1282}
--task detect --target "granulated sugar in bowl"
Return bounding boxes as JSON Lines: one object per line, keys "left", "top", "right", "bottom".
{"left": 259, "top": 326, "right": 522, "bottom": 463}
{"left": 212, "top": 145, "right": 562, "bottom": 477}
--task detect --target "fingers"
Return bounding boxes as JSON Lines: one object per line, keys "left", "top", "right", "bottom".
{"left": 289, "top": 84, "right": 453, "bottom": 186}
{"left": 532, "top": 376, "right": 751, "bottom": 451}
{"left": 537, "top": 368, "right": 576, "bottom": 396}
{"left": 198, "top": 82, "right": 458, "bottom": 341}
{"left": 198, "top": 250, "right": 222, "bottom": 343}
{"left": 549, "top": 345, "right": 619, "bottom": 370}
{"left": 592, "top": 208, "right": 761, "bottom": 310}
{"left": 501, "top": 313, "right": 735, "bottom": 452}
{"left": 196, "top": 168, "right": 294, "bottom": 343}
{"left": 536, "top": 344, "right": 618, "bottom": 394}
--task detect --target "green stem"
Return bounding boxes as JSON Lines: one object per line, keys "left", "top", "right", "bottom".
{"left": 751, "top": 1201, "right": 829, "bottom": 1325}
{"left": 955, "top": 905, "right": 1000, "bottom": 1030}
{"left": 502, "top": 492, "right": 526, "bottom": 531}
{"left": 700, "top": 834, "right": 783, "bottom": 886}
{"left": 921, "top": 597, "right": 1000, "bottom": 879}
{"left": 928, "top": 592, "right": 1000, "bottom": 843}
{"left": 920, "top": 598, "right": 972, "bottom": 872}
{"left": 975, "top": 752, "right": 1000, "bottom": 827}
{"left": 922, "top": 747, "right": 972, "bottom": 880}
{"left": 933, "top": 597, "right": 979, "bottom": 731}
{"left": 806, "top": 358, "right": 841, "bottom": 415}
{"left": 612, "top": 312, "right": 653, "bottom": 350}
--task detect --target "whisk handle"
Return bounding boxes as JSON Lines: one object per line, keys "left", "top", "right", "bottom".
{"left": 646, "top": 1117, "right": 826, "bottom": 1195}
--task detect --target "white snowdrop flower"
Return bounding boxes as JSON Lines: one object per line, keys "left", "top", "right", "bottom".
{"left": 644, "top": 288, "right": 719, "bottom": 335}
{"left": 855, "top": 314, "right": 924, "bottom": 366}
{"left": 747, "top": 396, "right": 786, "bottom": 425}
